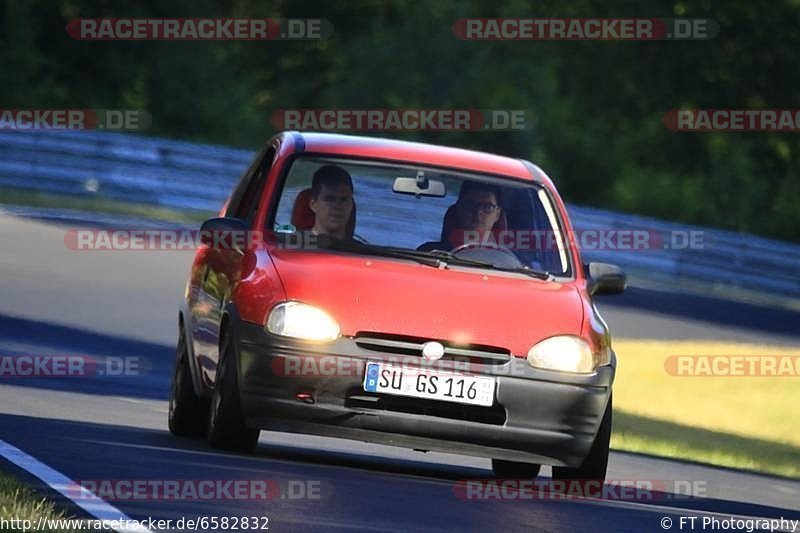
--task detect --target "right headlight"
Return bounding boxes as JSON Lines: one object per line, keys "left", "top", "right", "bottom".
{"left": 526, "top": 335, "right": 597, "bottom": 373}
{"left": 266, "top": 301, "right": 341, "bottom": 342}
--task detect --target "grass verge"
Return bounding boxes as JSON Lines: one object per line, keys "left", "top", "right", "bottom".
{"left": 612, "top": 339, "right": 800, "bottom": 478}
{"left": 0, "top": 187, "right": 211, "bottom": 224}
{"left": 0, "top": 471, "right": 80, "bottom": 532}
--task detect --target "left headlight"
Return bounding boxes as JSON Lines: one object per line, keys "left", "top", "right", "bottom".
{"left": 527, "top": 335, "right": 597, "bottom": 373}
{"left": 266, "top": 302, "right": 341, "bottom": 342}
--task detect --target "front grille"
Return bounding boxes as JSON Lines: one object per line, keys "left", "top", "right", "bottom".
{"left": 346, "top": 389, "right": 507, "bottom": 425}
{"left": 354, "top": 332, "right": 511, "bottom": 366}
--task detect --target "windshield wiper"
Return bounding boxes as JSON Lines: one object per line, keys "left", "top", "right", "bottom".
{"left": 434, "top": 250, "right": 554, "bottom": 279}
{"left": 324, "top": 239, "right": 443, "bottom": 268}
{"left": 388, "top": 248, "right": 554, "bottom": 280}
{"left": 385, "top": 248, "right": 498, "bottom": 268}
{"left": 321, "top": 239, "right": 553, "bottom": 279}
{"left": 492, "top": 266, "right": 553, "bottom": 280}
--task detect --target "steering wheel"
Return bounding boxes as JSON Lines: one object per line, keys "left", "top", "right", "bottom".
{"left": 449, "top": 241, "right": 524, "bottom": 268}
{"left": 450, "top": 241, "right": 501, "bottom": 254}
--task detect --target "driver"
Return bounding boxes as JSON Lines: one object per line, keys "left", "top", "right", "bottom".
{"left": 308, "top": 165, "right": 355, "bottom": 240}
{"left": 418, "top": 181, "right": 503, "bottom": 251}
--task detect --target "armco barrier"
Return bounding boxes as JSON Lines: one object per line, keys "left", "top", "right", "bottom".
{"left": 1, "top": 129, "right": 798, "bottom": 296}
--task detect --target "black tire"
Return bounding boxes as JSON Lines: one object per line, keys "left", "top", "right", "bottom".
{"left": 168, "top": 329, "right": 208, "bottom": 437}
{"left": 552, "top": 396, "right": 612, "bottom": 483}
{"left": 492, "top": 460, "right": 541, "bottom": 479}
{"left": 207, "top": 328, "right": 259, "bottom": 452}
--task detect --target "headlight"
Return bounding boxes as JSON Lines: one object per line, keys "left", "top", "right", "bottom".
{"left": 527, "top": 335, "right": 596, "bottom": 373}
{"left": 266, "top": 302, "right": 340, "bottom": 342}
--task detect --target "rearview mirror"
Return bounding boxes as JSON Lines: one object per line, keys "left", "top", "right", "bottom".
{"left": 586, "top": 262, "right": 626, "bottom": 296}
{"left": 393, "top": 171, "right": 446, "bottom": 197}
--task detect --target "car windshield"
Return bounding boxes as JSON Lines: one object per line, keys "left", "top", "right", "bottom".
{"left": 271, "top": 156, "right": 571, "bottom": 277}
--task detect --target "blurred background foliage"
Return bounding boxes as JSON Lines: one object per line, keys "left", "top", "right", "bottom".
{"left": 1, "top": 0, "right": 799, "bottom": 241}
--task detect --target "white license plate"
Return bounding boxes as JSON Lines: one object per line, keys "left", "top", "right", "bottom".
{"left": 363, "top": 362, "right": 496, "bottom": 407}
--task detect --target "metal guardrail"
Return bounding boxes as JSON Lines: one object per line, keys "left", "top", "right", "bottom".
{"left": 1, "top": 129, "right": 798, "bottom": 296}
{"left": 0, "top": 130, "right": 251, "bottom": 212}
{"left": 568, "top": 205, "right": 800, "bottom": 296}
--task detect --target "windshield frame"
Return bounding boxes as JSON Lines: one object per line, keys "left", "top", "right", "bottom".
{"left": 265, "top": 152, "right": 575, "bottom": 280}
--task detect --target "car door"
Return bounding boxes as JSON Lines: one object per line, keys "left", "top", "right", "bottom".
{"left": 191, "top": 143, "right": 277, "bottom": 387}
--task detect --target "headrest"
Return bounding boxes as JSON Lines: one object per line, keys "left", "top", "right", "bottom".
{"left": 290, "top": 188, "right": 357, "bottom": 237}
{"left": 440, "top": 202, "right": 507, "bottom": 246}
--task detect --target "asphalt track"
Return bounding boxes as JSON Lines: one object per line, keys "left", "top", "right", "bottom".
{"left": 0, "top": 213, "right": 798, "bottom": 532}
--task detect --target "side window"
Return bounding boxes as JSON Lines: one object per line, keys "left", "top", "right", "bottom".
{"left": 272, "top": 158, "right": 318, "bottom": 229}
{"left": 226, "top": 146, "right": 276, "bottom": 222}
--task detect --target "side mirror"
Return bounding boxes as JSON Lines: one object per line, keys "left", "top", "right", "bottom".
{"left": 199, "top": 217, "right": 251, "bottom": 253}
{"left": 586, "top": 262, "right": 626, "bottom": 296}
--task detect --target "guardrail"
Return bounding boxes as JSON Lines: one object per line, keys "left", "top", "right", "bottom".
{"left": 1, "top": 129, "right": 798, "bottom": 297}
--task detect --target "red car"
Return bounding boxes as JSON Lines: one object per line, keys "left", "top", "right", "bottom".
{"left": 169, "top": 131, "right": 625, "bottom": 480}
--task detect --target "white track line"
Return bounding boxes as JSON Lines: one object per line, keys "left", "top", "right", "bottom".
{"left": 0, "top": 438, "right": 153, "bottom": 533}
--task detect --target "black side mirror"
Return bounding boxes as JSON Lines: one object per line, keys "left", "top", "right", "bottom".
{"left": 199, "top": 217, "right": 251, "bottom": 253}
{"left": 586, "top": 262, "right": 626, "bottom": 296}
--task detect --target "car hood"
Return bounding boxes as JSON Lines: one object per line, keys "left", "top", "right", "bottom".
{"left": 270, "top": 250, "right": 584, "bottom": 356}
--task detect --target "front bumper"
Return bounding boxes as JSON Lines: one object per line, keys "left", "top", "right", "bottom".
{"left": 238, "top": 322, "right": 614, "bottom": 467}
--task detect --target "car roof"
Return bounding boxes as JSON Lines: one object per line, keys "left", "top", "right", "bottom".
{"left": 288, "top": 132, "right": 536, "bottom": 181}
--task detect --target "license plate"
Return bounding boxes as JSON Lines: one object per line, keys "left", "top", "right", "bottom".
{"left": 363, "top": 362, "right": 495, "bottom": 407}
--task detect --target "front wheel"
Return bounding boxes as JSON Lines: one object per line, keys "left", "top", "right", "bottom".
{"left": 168, "top": 329, "right": 208, "bottom": 437}
{"left": 207, "top": 329, "right": 259, "bottom": 452}
{"left": 552, "top": 395, "right": 612, "bottom": 482}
